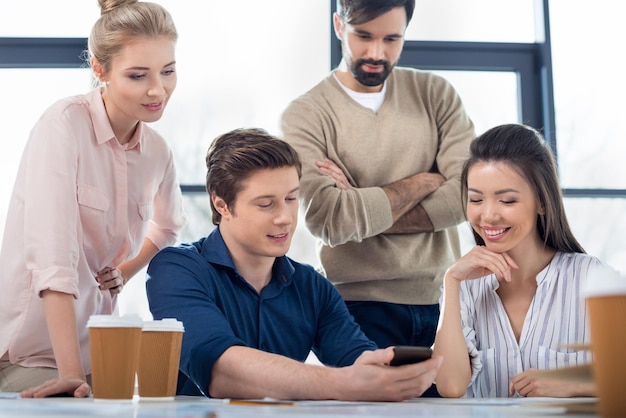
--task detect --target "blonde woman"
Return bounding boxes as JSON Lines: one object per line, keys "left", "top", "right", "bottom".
{"left": 0, "top": 0, "right": 185, "bottom": 397}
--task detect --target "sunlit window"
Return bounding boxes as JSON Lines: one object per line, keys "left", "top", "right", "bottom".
{"left": 407, "top": 0, "right": 539, "bottom": 42}
{"left": 0, "top": 68, "right": 92, "bottom": 225}
{"left": 0, "top": 1, "right": 97, "bottom": 37}
{"left": 2, "top": 0, "right": 624, "bottom": 319}
{"left": 550, "top": 0, "right": 626, "bottom": 190}
{"left": 550, "top": 0, "right": 626, "bottom": 272}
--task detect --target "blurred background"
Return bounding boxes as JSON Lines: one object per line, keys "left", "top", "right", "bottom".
{"left": 1, "top": 0, "right": 624, "bottom": 318}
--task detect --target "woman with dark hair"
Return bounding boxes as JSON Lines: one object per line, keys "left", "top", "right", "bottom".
{"left": 433, "top": 123, "right": 610, "bottom": 398}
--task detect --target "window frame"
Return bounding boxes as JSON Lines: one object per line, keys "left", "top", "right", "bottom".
{"left": 1, "top": 0, "right": 624, "bottom": 199}
{"left": 0, "top": 36, "right": 202, "bottom": 195}
{"left": 329, "top": 0, "right": 625, "bottom": 200}
{"left": 0, "top": 37, "right": 86, "bottom": 68}
{"left": 330, "top": 0, "right": 556, "bottom": 152}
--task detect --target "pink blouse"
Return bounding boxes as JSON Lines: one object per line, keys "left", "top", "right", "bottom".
{"left": 0, "top": 88, "right": 186, "bottom": 374}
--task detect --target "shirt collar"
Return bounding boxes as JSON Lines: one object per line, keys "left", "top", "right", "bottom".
{"left": 124, "top": 122, "right": 144, "bottom": 151}
{"left": 332, "top": 71, "right": 388, "bottom": 96}
{"left": 535, "top": 251, "right": 560, "bottom": 285}
{"left": 88, "top": 87, "right": 143, "bottom": 152}
{"left": 200, "top": 227, "right": 295, "bottom": 287}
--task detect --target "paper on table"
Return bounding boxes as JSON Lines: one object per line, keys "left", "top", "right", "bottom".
{"left": 227, "top": 398, "right": 295, "bottom": 406}
{"left": 524, "top": 399, "right": 598, "bottom": 414}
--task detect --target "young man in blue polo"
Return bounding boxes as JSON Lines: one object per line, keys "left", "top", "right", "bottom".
{"left": 146, "top": 128, "right": 442, "bottom": 400}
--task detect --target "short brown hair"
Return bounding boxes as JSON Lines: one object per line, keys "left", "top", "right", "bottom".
{"left": 205, "top": 128, "right": 302, "bottom": 225}
{"left": 337, "top": 0, "right": 415, "bottom": 26}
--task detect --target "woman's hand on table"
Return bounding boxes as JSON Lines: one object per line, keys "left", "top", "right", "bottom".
{"left": 20, "top": 377, "right": 91, "bottom": 398}
{"left": 510, "top": 368, "right": 596, "bottom": 397}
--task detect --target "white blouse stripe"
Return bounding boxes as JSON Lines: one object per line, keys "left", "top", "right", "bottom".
{"left": 453, "top": 252, "right": 607, "bottom": 397}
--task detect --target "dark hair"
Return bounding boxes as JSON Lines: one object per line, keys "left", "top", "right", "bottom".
{"left": 337, "top": 0, "right": 415, "bottom": 26}
{"left": 461, "top": 123, "right": 585, "bottom": 253}
{"left": 205, "top": 128, "right": 302, "bottom": 225}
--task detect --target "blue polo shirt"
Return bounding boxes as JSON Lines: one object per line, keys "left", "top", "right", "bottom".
{"left": 146, "top": 227, "right": 376, "bottom": 396}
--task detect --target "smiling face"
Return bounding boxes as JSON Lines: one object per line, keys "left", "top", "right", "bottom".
{"left": 334, "top": 6, "right": 407, "bottom": 92}
{"left": 214, "top": 166, "right": 300, "bottom": 266}
{"left": 466, "top": 161, "right": 544, "bottom": 256}
{"left": 97, "top": 36, "right": 176, "bottom": 141}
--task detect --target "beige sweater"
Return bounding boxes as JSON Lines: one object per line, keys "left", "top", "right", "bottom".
{"left": 281, "top": 68, "right": 475, "bottom": 305}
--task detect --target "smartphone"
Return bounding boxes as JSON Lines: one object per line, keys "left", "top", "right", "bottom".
{"left": 390, "top": 346, "right": 433, "bottom": 366}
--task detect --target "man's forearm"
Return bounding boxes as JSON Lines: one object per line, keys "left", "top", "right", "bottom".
{"left": 384, "top": 204, "right": 434, "bottom": 234}
{"left": 208, "top": 346, "right": 338, "bottom": 400}
{"left": 382, "top": 172, "right": 444, "bottom": 224}
{"left": 208, "top": 346, "right": 442, "bottom": 401}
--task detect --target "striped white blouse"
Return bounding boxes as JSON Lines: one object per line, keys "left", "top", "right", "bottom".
{"left": 457, "top": 251, "right": 606, "bottom": 397}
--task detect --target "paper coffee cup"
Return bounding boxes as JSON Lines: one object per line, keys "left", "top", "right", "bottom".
{"left": 87, "top": 314, "right": 143, "bottom": 400}
{"left": 137, "top": 318, "right": 184, "bottom": 400}
{"left": 583, "top": 266, "right": 626, "bottom": 417}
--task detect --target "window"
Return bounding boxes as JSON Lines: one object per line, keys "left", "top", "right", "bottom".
{"left": 0, "top": 68, "right": 92, "bottom": 224}
{"left": 1, "top": 0, "right": 624, "bottom": 318}
{"left": 1, "top": 0, "right": 329, "bottom": 317}
{"left": 331, "top": 0, "right": 553, "bottom": 255}
{"left": 407, "top": 0, "right": 538, "bottom": 43}
{"left": 549, "top": 0, "right": 626, "bottom": 272}
{"left": 0, "top": 1, "right": 96, "bottom": 37}
{"left": 550, "top": 0, "right": 626, "bottom": 189}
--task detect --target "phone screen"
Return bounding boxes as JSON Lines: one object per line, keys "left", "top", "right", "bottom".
{"left": 390, "top": 346, "right": 433, "bottom": 366}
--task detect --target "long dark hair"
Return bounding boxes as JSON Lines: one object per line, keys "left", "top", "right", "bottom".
{"left": 461, "top": 124, "right": 585, "bottom": 253}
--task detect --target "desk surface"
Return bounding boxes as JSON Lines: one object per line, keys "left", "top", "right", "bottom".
{"left": 0, "top": 395, "right": 598, "bottom": 418}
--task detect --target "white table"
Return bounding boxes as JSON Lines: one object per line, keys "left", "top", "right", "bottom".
{"left": 0, "top": 394, "right": 598, "bottom": 418}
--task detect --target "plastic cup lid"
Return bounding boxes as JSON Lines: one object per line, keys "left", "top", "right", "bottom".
{"left": 142, "top": 318, "right": 184, "bottom": 332}
{"left": 87, "top": 314, "right": 143, "bottom": 328}
{"left": 582, "top": 264, "right": 626, "bottom": 298}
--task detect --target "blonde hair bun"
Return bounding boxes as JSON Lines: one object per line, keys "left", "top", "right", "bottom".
{"left": 98, "top": 0, "right": 138, "bottom": 15}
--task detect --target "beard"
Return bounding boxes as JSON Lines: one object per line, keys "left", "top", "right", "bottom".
{"left": 348, "top": 58, "right": 394, "bottom": 87}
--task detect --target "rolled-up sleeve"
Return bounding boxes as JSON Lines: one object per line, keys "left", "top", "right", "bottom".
{"left": 464, "top": 327, "right": 483, "bottom": 385}
{"left": 458, "top": 282, "right": 483, "bottom": 386}
{"left": 24, "top": 106, "right": 82, "bottom": 297}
